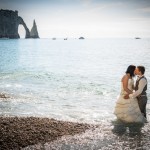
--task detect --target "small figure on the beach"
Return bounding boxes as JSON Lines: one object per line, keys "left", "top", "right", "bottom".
{"left": 114, "top": 65, "right": 147, "bottom": 123}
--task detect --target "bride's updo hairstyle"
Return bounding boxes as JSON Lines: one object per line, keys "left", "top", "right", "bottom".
{"left": 125, "top": 65, "right": 136, "bottom": 77}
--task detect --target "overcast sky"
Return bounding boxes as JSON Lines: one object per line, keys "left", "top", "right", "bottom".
{"left": 1, "top": 0, "right": 150, "bottom": 38}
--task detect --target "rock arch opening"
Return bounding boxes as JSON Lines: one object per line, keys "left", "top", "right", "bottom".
{"left": 18, "top": 24, "right": 26, "bottom": 38}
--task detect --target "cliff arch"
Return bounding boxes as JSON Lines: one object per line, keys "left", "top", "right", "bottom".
{"left": 17, "top": 16, "right": 30, "bottom": 38}
{"left": 0, "top": 9, "right": 39, "bottom": 39}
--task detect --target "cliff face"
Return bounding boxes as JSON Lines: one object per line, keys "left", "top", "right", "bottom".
{"left": 30, "top": 20, "right": 39, "bottom": 38}
{"left": 0, "top": 9, "right": 19, "bottom": 38}
{"left": 0, "top": 9, "right": 39, "bottom": 39}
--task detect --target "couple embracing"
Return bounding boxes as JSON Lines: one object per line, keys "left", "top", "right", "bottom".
{"left": 114, "top": 65, "right": 148, "bottom": 123}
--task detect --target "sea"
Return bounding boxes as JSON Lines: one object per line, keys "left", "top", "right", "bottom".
{"left": 0, "top": 38, "right": 150, "bottom": 149}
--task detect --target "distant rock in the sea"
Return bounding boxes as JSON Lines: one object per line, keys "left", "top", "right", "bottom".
{"left": 135, "top": 37, "right": 141, "bottom": 39}
{"left": 0, "top": 9, "right": 39, "bottom": 39}
{"left": 79, "top": 37, "right": 85, "bottom": 39}
{"left": 30, "top": 20, "right": 39, "bottom": 38}
{"left": 52, "top": 38, "right": 56, "bottom": 40}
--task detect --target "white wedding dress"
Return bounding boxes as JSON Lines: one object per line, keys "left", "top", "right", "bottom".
{"left": 114, "top": 79, "right": 145, "bottom": 123}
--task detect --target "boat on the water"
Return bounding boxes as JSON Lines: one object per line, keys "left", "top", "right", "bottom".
{"left": 79, "top": 37, "right": 84, "bottom": 39}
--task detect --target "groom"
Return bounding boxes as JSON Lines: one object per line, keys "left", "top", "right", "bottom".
{"left": 125, "top": 66, "right": 148, "bottom": 119}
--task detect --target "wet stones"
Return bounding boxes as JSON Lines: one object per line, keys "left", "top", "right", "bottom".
{"left": 0, "top": 117, "right": 90, "bottom": 149}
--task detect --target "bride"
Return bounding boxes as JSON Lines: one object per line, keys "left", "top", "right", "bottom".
{"left": 114, "top": 65, "right": 145, "bottom": 123}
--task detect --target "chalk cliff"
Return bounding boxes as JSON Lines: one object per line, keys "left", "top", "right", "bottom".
{"left": 0, "top": 9, "right": 39, "bottom": 39}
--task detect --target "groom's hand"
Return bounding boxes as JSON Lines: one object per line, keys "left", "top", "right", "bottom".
{"left": 124, "top": 94, "right": 129, "bottom": 99}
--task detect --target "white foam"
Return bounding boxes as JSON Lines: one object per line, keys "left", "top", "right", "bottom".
{"left": 5, "top": 84, "right": 11, "bottom": 87}
{"left": 15, "top": 84, "right": 22, "bottom": 88}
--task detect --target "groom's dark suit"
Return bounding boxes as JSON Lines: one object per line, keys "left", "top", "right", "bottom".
{"left": 130, "top": 76, "right": 148, "bottom": 118}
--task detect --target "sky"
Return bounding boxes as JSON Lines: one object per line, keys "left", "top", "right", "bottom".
{"left": 0, "top": 0, "right": 150, "bottom": 38}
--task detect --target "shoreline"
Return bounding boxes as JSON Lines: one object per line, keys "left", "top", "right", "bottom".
{"left": 0, "top": 116, "right": 92, "bottom": 150}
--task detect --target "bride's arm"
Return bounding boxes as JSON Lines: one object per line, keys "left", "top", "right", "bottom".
{"left": 122, "top": 75, "right": 133, "bottom": 94}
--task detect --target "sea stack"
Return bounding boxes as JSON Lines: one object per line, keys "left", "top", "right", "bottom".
{"left": 30, "top": 20, "right": 39, "bottom": 38}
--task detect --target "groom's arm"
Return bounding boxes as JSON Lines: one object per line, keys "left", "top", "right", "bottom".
{"left": 129, "top": 78, "right": 147, "bottom": 99}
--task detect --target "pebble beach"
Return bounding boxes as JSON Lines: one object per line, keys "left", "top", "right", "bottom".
{"left": 1, "top": 116, "right": 150, "bottom": 150}
{"left": 0, "top": 117, "right": 91, "bottom": 149}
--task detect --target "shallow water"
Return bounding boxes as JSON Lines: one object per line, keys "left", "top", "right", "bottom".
{"left": 0, "top": 38, "right": 150, "bottom": 124}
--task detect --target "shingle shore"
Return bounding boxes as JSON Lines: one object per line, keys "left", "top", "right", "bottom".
{"left": 0, "top": 117, "right": 91, "bottom": 149}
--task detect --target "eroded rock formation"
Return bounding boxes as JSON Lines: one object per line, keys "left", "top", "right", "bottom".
{"left": 0, "top": 9, "right": 39, "bottom": 39}
{"left": 30, "top": 20, "right": 39, "bottom": 38}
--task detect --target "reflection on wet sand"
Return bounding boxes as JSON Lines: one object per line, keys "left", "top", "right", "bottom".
{"left": 112, "top": 119, "right": 144, "bottom": 136}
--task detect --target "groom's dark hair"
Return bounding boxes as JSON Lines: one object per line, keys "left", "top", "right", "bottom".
{"left": 137, "top": 66, "right": 145, "bottom": 74}
{"left": 126, "top": 65, "right": 136, "bottom": 77}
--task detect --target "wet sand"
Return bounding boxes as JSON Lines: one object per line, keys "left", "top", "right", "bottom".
{"left": 0, "top": 117, "right": 91, "bottom": 150}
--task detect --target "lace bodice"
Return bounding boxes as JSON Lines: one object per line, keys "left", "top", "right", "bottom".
{"left": 120, "top": 79, "right": 134, "bottom": 96}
